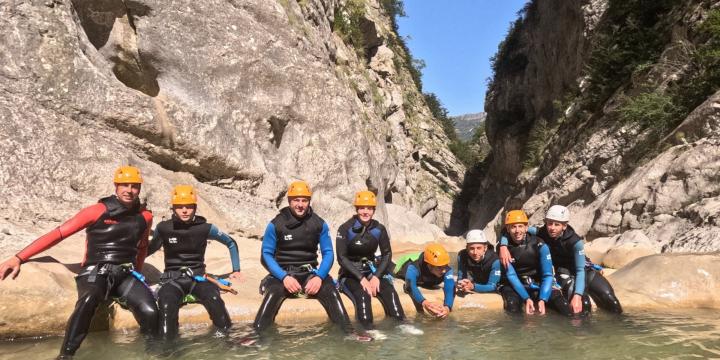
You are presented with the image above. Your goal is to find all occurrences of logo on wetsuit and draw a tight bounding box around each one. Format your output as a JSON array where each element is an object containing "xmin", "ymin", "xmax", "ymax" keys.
[
  {"xmin": 169, "ymin": 237, "xmax": 178, "ymax": 244},
  {"xmin": 283, "ymin": 234, "xmax": 293, "ymax": 241},
  {"xmin": 103, "ymin": 219, "xmax": 119, "ymax": 225}
]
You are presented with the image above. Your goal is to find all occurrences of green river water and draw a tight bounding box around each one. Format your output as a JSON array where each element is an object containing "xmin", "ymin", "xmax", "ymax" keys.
[{"xmin": 2, "ymin": 309, "xmax": 719, "ymax": 359}]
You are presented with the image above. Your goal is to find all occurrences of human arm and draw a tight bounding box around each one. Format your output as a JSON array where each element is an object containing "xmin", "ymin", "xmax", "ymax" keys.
[
  {"xmin": 335, "ymin": 226, "xmax": 364, "ymax": 280},
  {"xmin": 261, "ymin": 223, "xmax": 288, "ymax": 280},
  {"xmin": 315, "ymin": 222, "xmax": 334, "ymax": 279},
  {"xmin": 538, "ymin": 244, "xmax": 554, "ymax": 302},
  {"xmin": 147, "ymin": 228, "xmax": 162, "ymax": 257},
  {"xmin": 208, "ymin": 224, "xmax": 241, "ymax": 272},
  {"xmin": 405, "ymin": 264, "xmax": 426, "ymax": 304},
  {"xmin": 505, "ymin": 263, "xmax": 530, "ymax": 301},
  {"xmin": 134, "ymin": 210, "xmax": 153, "ymax": 271},
  {"xmin": 442, "ymin": 268, "xmax": 456, "ymax": 310},
  {"xmin": 374, "ymin": 226, "xmax": 392, "ymax": 276}
]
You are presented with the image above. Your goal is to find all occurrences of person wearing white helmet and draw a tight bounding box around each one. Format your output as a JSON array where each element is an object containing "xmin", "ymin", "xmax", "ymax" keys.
[
  {"xmin": 456, "ymin": 230, "xmax": 502, "ymax": 296},
  {"xmin": 498, "ymin": 205, "xmax": 623, "ymax": 315}
]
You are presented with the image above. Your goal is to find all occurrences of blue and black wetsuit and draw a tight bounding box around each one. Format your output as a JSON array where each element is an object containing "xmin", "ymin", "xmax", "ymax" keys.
[
  {"xmin": 501, "ymin": 226, "xmax": 622, "ymax": 314},
  {"xmin": 253, "ymin": 207, "xmax": 353, "ymax": 333},
  {"xmin": 456, "ymin": 248, "xmax": 501, "ymax": 295},
  {"xmin": 498, "ymin": 232, "xmax": 570, "ymax": 315},
  {"xmin": 149, "ymin": 214, "xmax": 241, "ymax": 339},
  {"xmin": 394, "ymin": 252, "xmax": 455, "ymax": 313},
  {"xmin": 335, "ymin": 216, "xmax": 405, "ymax": 328}
]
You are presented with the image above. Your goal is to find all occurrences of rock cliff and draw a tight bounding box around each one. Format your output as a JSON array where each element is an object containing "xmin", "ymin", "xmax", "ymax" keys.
[
  {"xmin": 0, "ymin": 0, "xmax": 465, "ymax": 255},
  {"xmin": 467, "ymin": 0, "xmax": 720, "ymax": 261}
]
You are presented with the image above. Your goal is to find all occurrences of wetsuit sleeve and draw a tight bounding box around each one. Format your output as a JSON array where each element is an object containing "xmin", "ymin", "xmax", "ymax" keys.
[
  {"xmin": 208, "ymin": 224, "xmax": 241, "ymax": 272},
  {"xmin": 135, "ymin": 210, "xmax": 152, "ymax": 272},
  {"xmin": 573, "ymin": 241, "xmax": 586, "ymax": 296},
  {"xmin": 262, "ymin": 223, "xmax": 288, "ymax": 280},
  {"xmin": 405, "ymin": 264, "xmax": 425, "ymax": 304},
  {"xmin": 147, "ymin": 228, "xmax": 162, "ymax": 257},
  {"xmin": 473, "ymin": 259, "xmax": 501, "ymax": 293},
  {"xmin": 538, "ymin": 244, "xmax": 554, "ymax": 302},
  {"xmin": 456, "ymin": 254, "xmax": 466, "ymax": 280},
  {"xmin": 15, "ymin": 203, "xmax": 106, "ymax": 262},
  {"xmin": 374, "ymin": 226, "xmax": 392, "ymax": 276},
  {"xmin": 505, "ymin": 264, "xmax": 530, "ymax": 300},
  {"xmin": 443, "ymin": 268, "xmax": 456, "ymax": 309},
  {"xmin": 335, "ymin": 226, "xmax": 364, "ymax": 281},
  {"xmin": 315, "ymin": 222, "xmax": 333, "ymax": 279},
  {"xmin": 499, "ymin": 226, "xmax": 537, "ymax": 246}
]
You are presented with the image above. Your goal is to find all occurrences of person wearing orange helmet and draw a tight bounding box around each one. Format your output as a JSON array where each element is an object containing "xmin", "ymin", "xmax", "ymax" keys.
[
  {"xmin": 394, "ymin": 243, "xmax": 455, "ymax": 318},
  {"xmin": 497, "ymin": 210, "xmax": 570, "ymax": 316},
  {"xmin": 335, "ymin": 190, "xmax": 405, "ymax": 329},
  {"xmin": 0, "ymin": 165, "xmax": 157, "ymax": 358},
  {"xmin": 253, "ymin": 181, "xmax": 364, "ymax": 339},
  {"xmin": 147, "ymin": 185, "xmax": 243, "ymax": 340}
]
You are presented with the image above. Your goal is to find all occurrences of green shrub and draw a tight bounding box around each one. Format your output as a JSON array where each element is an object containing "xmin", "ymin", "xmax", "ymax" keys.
[
  {"xmin": 522, "ymin": 118, "xmax": 550, "ymax": 169},
  {"xmin": 618, "ymin": 92, "xmax": 680, "ymax": 131},
  {"xmin": 333, "ymin": 0, "xmax": 367, "ymax": 58}
]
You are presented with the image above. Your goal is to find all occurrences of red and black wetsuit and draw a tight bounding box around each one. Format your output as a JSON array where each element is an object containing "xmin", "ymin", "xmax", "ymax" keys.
[{"xmin": 16, "ymin": 195, "xmax": 158, "ymax": 357}]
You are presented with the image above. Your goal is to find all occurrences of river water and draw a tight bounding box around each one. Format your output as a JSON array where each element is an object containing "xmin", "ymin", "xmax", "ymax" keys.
[{"xmin": 2, "ymin": 309, "xmax": 719, "ymax": 359}]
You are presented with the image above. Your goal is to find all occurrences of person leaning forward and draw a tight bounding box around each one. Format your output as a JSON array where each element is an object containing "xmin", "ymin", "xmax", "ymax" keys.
[
  {"xmin": 0, "ymin": 165, "xmax": 158, "ymax": 359},
  {"xmin": 148, "ymin": 185, "xmax": 243, "ymax": 341},
  {"xmin": 253, "ymin": 181, "xmax": 366, "ymax": 339}
]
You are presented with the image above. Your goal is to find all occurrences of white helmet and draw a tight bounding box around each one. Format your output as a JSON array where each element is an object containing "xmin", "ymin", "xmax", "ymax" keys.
[
  {"xmin": 465, "ymin": 229, "xmax": 488, "ymax": 245},
  {"xmin": 545, "ymin": 205, "xmax": 570, "ymax": 222}
]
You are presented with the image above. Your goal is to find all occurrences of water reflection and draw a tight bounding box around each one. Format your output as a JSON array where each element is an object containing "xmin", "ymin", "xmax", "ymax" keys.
[{"xmin": 2, "ymin": 310, "xmax": 719, "ymax": 360}]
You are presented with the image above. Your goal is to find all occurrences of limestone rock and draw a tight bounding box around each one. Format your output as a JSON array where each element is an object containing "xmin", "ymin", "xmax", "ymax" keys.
[{"xmin": 611, "ymin": 253, "xmax": 720, "ymax": 309}]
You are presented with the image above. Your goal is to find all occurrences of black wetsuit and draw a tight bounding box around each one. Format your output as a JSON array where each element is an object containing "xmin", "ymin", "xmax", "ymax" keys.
[
  {"xmin": 537, "ymin": 226, "xmax": 623, "ymax": 314},
  {"xmin": 498, "ymin": 232, "xmax": 570, "ymax": 316},
  {"xmin": 253, "ymin": 207, "xmax": 353, "ymax": 333},
  {"xmin": 149, "ymin": 215, "xmax": 240, "ymax": 339},
  {"xmin": 335, "ymin": 217, "xmax": 405, "ymax": 328},
  {"xmin": 60, "ymin": 196, "xmax": 158, "ymax": 356}
]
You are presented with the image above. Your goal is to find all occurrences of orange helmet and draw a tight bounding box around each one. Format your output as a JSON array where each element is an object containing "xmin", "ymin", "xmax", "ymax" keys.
[
  {"xmin": 171, "ymin": 185, "xmax": 197, "ymax": 205},
  {"xmin": 505, "ymin": 210, "xmax": 529, "ymax": 225},
  {"xmin": 423, "ymin": 243, "xmax": 450, "ymax": 267},
  {"xmin": 353, "ymin": 190, "xmax": 377, "ymax": 207},
  {"xmin": 287, "ymin": 180, "xmax": 312, "ymax": 198},
  {"xmin": 113, "ymin": 165, "xmax": 143, "ymax": 184}
]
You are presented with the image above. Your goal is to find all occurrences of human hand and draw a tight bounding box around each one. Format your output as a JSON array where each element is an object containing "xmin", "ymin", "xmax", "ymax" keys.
[
  {"xmin": 457, "ymin": 279, "xmax": 474, "ymax": 292},
  {"xmin": 283, "ymin": 276, "xmax": 302, "ymax": 293},
  {"xmin": 229, "ymin": 271, "xmax": 244, "ymax": 283},
  {"xmin": 571, "ymin": 294, "xmax": 583, "ymax": 314},
  {"xmin": 537, "ymin": 300, "xmax": 546, "ymax": 315},
  {"xmin": 304, "ymin": 276, "xmax": 322, "ymax": 295},
  {"xmin": 0, "ymin": 256, "xmax": 21, "ymax": 280},
  {"xmin": 499, "ymin": 246, "xmax": 512, "ymax": 268},
  {"xmin": 525, "ymin": 299, "xmax": 535, "ymax": 315},
  {"xmin": 368, "ymin": 276, "xmax": 380, "ymax": 296}
]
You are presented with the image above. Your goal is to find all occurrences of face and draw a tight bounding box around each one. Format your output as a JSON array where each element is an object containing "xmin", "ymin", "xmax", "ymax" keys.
[
  {"xmin": 428, "ymin": 264, "xmax": 448, "ymax": 277},
  {"xmin": 173, "ymin": 204, "xmax": 197, "ymax": 222},
  {"xmin": 505, "ymin": 223, "xmax": 528, "ymax": 244},
  {"xmin": 356, "ymin": 206, "xmax": 375, "ymax": 224},
  {"xmin": 545, "ymin": 220, "xmax": 568, "ymax": 238},
  {"xmin": 115, "ymin": 183, "xmax": 141, "ymax": 206},
  {"xmin": 288, "ymin": 196, "xmax": 310, "ymax": 218},
  {"xmin": 467, "ymin": 243, "xmax": 488, "ymax": 261}
]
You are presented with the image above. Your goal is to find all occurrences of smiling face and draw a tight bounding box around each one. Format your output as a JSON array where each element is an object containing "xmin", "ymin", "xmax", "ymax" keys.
[
  {"xmin": 288, "ymin": 196, "xmax": 310, "ymax": 218},
  {"xmin": 114, "ymin": 183, "xmax": 141, "ymax": 207},
  {"xmin": 356, "ymin": 206, "xmax": 375, "ymax": 224},
  {"xmin": 173, "ymin": 204, "xmax": 197, "ymax": 222},
  {"xmin": 545, "ymin": 219, "xmax": 568, "ymax": 239},
  {"xmin": 467, "ymin": 243, "xmax": 488, "ymax": 262},
  {"xmin": 505, "ymin": 223, "xmax": 528, "ymax": 244}
]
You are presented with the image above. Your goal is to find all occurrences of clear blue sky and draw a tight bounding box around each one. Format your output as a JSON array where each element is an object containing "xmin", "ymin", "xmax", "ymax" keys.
[{"xmin": 397, "ymin": 1, "xmax": 528, "ymax": 117}]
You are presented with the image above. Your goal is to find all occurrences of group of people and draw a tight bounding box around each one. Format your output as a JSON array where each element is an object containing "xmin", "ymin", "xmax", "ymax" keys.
[{"xmin": 0, "ymin": 165, "xmax": 623, "ymax": 358}]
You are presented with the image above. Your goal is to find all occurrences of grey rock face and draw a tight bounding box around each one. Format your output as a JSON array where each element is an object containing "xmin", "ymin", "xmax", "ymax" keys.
[
  {"xmin": 470, "ymin": 0, "xmax": 720, "ymax": 255},
  {"xmin": 0, "ymin": 0, "xmax": 464, "ymax": 255}
]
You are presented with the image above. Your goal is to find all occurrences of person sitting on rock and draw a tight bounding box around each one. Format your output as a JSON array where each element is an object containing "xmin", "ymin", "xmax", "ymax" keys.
[
  {"xmin": 498, "ymin": 210, "xmax": 570, "ymax": 316},
  {"xmin": 253, "ymin": 181, "xmax": 367, "ymax": 339},
  {"xmin": 148, "ymin": 185, "xmax": 243, "ymax": 340},
  {"xmin": 498, "ymin": 205, "xmax": 623, "ymax": 314},
  {"xmin": 455, "ymin": 229, "xmax": 502, "ymax": 297},
  {"xmin": 394, "ymin": 243, "xmax": 455, "ymax": 319},
  {"xmin": 0, "ymin": 165, "xmax": 158, "ymax": 359},
  {"xmin": 336, "ymin": 190, "xmax": 405, "ymax": 330}
]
